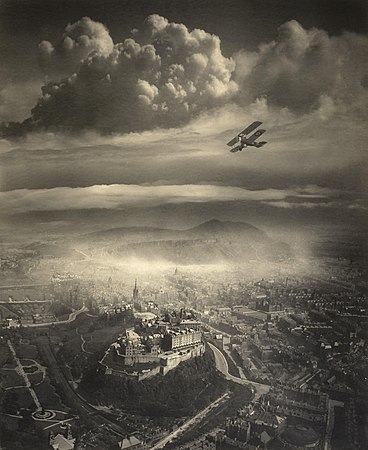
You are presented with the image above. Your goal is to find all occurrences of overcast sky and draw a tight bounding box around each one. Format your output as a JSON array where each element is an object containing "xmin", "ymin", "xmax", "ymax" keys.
[{"xmin": 0, "ymin": 0, "xmax": 367, "ymax": 244}]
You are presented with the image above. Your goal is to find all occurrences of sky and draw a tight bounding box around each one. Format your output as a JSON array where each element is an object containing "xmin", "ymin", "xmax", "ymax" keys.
[{"xmin": 0, "ymin": 0, "xmax": 367, "ymax": 250}]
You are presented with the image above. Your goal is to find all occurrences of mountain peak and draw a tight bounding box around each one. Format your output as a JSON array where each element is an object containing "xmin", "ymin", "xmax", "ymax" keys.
[
  {"xmin": 77, "ymin": 218, "xmax": 291, "ymax": 263},
  {"xmin": 199, "ymin": 218, "xmax": 222, "ymax": 227},
  {"xmin": 188, "ymin": 219, "xmax": 261, "ymax": 233}
]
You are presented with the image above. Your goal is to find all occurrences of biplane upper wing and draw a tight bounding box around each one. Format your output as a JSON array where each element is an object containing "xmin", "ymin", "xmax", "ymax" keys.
[
  {"xmin": 239, "ymin": 121, "xmax": 262, "ymax": 136},
  {"xmin": 226, "ymin": 121, "xmax": 262, "ymax": 146},
  {"xmin": 245, "ymin": 129, "xmax": 266, "ymax": 144}
]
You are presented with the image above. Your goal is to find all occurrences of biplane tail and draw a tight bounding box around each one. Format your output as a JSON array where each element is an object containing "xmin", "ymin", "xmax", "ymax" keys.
[{"xmin": 255, "ymin": 141, "xmax": 267, "ymax": 148}]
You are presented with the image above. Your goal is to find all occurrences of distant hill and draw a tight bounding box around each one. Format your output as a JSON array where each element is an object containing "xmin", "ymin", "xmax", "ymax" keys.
[
  {"xmin": 23, "ymin": 242, "xmax": 84, "ymax": 259},
  {"xmin": 185, "ymin": 218, "xmax": 267, "ymax": 239},
  {"xmin": 81, "ymin": 219, "xmax": 291, "ymax": 264},
  {"xmin": 83, "ymin": 226, "xmax": 177, "ymax": 243},
  {"xmin": 84, "ymin": 219, "xmax": 266, "ymax": 241}
]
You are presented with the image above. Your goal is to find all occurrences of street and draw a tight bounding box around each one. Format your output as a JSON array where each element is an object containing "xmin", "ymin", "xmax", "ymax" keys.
[
  {"xmin": 208, "ymin": 342, "xmax": 270, "ymax": 400},
  {"xmin": 150, "ymin": 392, "xmax": 230, "ymax": 449}
]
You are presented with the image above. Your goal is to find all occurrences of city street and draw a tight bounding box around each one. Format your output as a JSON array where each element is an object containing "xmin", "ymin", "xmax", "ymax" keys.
[
  {"xmin": 208, "ymin": 342, "xmax": 270, "ymax": 400},
  {"xmin": 150, "ymin": 392, "xmax": 230, "ymax": 449}
]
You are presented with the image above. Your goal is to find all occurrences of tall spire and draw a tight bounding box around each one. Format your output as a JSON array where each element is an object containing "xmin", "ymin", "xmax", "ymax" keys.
[{"xmin": 133, "ymin": 278, "xmax": 139, "ymax": 300}]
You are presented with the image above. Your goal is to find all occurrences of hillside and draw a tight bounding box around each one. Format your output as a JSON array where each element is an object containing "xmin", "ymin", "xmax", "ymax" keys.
[
  {"xmin": 187, "ymin": 218, "xmax": 266, "ymax": 239},
  {"xmin": 22, "ymin": 242, "xmax": 84, "ymax": 259},
  {"xmin": 84, "ymin": 219, "xmax": 266, "ymax": 242},
  {"xmin": 79, "ymin": 347, "xmax": 228, "ymax": 417},
  {"xmin": 81, "ymin": 219, "xmax": 291, "ymax": 264}
]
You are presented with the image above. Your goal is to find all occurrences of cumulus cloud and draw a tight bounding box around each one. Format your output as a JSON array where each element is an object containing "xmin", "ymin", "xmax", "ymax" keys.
[
  {"xmin": 21, "ymin": 14, "xmax": 236, "ymax": 134},
  {"xmin": 234, "ymin": 20, "xmax": 368, "ymax": 114},
  {"xmin": 38, "ymin": 16, "xmax": 114, "ymax": 79},
  {"xmin": 1, "ymin": 15, "xmax": 367, "ymax": 137},
  {"xmin": 0, "ymin": 183, "xmax": 336, "ymax": 214}
]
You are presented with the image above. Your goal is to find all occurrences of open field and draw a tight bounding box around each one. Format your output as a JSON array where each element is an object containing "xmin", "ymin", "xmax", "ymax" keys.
[
  {"xmin": 0, "ymin": 335, "xmax": 69, "ymax": 417},
  {"xmin": 14, "ymin": 343, "xmax": 38, "ymax": 359},
  {"xmin": 28, "ymin": 371, "xmax": 44, "ymax": 385},
  {"xmin": 33, "ymin": 378, "xmax": 66, "ymax": 411},
  {"xmin": 45, "ymin": 312, "xmax": 133, "ymax": 377},
  {"xmin": 3, "ymin": 387, "xmax": 34, "ymax": 411},
  {"xmin": 0, "ymin": 344, "xmax": 15, "ymax": 368},
  {"xmin": 0, "ymin": 369, "xmax": 26, "ymax": 388}
]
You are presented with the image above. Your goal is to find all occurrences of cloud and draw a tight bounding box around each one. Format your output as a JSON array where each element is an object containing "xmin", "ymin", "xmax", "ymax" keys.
[
  {"xmin": 263, "ymin": 200, "xmax": 367, "ymax": 211},
  {"xmin": 0, "ymin": 183, "xmax": 337, "ymax": 214},
  {"xmin": 1, "ymin": 99, "xmax": 366, "ymax": 198},
  {"xmin": 38, "ymin": 16, "xmax": 114, "ymax": 79},
  {"xmin": 1, "ymin": 15, "xmax": 367, "ymax": 139},
  {"xmin": 234, "ymin": 20, "xmax": 368, "ymax": 115},
  {"xmin": 12, "ymin": 14, "xmax": 236, "ymax": 135}
]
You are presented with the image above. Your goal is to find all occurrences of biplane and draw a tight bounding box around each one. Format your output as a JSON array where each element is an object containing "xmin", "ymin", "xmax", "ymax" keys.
[{"xmin": 227, "ymin": 121, "xmax": 267, "ymax": 153}]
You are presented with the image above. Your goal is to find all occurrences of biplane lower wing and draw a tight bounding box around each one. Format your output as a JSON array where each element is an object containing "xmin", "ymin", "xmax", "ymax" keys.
[
  {"xmin": 229, "ymin": 146, "xmax": 242, "ymax": 153},
  {"xmin": 227, "ymin": 136, "xmax": 239, "ymax": 146}
]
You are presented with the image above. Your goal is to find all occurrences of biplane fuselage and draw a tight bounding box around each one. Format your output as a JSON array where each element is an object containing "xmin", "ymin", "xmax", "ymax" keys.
[{"xmin": 227, "ymin": 121, "xmax": 267, "ymax": 153}]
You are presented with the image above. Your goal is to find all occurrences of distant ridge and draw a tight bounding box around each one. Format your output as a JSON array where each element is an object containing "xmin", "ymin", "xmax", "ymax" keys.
[
  {"xmin": 85, "ymin": 225, "xmax": 171, "ymax": 238},
  {"xmin": 84, "ymin": 219, "xmax": 265, "ymax": 240},
  {"xmin": 187, "ymin": 219, "xmax": 267, "ymax": 238},
  {"xmin": 80, "ymin": 219, "xmax": 290, "ymax": 264},
  {"xmin": 190, "ymin": 218, "xmax": 258, "ymax": 231}
]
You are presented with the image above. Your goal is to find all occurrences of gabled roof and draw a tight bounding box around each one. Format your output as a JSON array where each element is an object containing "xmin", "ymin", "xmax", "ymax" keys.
[
  {"xmin": 119, "ymin": 435, "xmax": 142, "ymax": 449},
  {"xmin": 51, "ymin": 434, "xmax": 75, "ymax": 450},
  {"xmin": 260, "ymin": 430, "xmax": 272, "ymax": 444}
]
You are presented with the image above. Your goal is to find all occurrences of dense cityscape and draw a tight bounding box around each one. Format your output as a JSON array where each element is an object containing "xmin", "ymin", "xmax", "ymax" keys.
[{"xmin": 0, "ymin": 236, "xmax": 367, "ymax": 449}]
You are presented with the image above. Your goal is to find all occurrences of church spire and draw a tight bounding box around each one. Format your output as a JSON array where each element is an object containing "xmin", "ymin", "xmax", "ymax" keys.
[{"xmin": 133, "ymin": 279, "xmax": 139, "ymax": 300}]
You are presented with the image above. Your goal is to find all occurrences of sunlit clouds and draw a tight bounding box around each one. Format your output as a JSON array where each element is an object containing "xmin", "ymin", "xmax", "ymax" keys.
[
  {"xmin": 1, "ymin": 15, "xmax": 367, "ymax": 135},
  {"xmin": 0, "ymin": 183, "xmax": 358, "ymax": 215}
]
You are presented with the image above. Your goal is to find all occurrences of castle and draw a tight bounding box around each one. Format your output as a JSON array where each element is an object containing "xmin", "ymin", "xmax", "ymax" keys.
[{"xmin": 100, "ymin": 281, "xmax": 205, "ymax": 381}]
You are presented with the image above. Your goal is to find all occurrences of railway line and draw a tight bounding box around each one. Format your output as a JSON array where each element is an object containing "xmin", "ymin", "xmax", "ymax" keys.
[{"xmin": 35, "ymin": 337, "xmax": 126, "ymax": 438}]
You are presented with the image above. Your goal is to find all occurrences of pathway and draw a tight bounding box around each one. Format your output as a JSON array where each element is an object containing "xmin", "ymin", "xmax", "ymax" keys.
[{"xmin": 7, "ymin": 340, "xmax": 41, "ymax": 410}]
